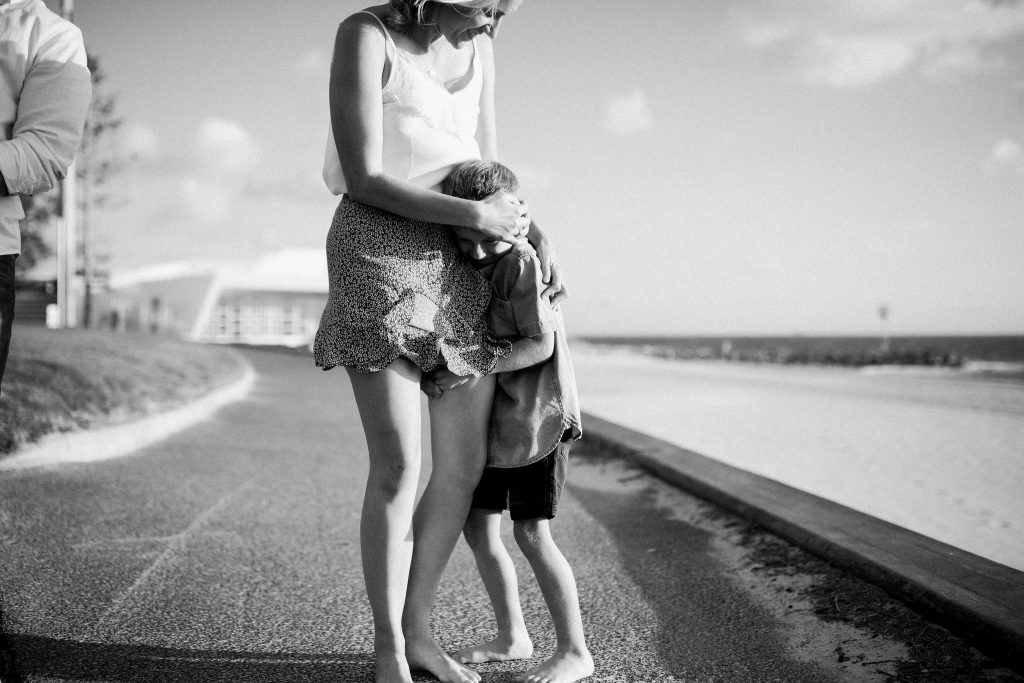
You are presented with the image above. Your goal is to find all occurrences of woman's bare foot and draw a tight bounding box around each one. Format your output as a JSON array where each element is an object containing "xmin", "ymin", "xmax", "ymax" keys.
[
  {"xmin": 407, "ymin": 636, "xmax": 482, "ymax": 683},
  {"xmin": 456, "ymin": 634, "xmax": 534, "ymax": 664},
  {"xmin": 375, "ymin": 650, "xmax": 414, "ymax": 683},
  {"xmin": 514, "ymin": 646, "xmax": 594, "ymax": 683}
]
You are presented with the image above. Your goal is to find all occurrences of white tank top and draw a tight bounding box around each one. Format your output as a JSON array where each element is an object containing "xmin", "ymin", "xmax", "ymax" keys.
[{"xmin": 324, "ymin": 11, "xmax": 483, "ymax": 194}]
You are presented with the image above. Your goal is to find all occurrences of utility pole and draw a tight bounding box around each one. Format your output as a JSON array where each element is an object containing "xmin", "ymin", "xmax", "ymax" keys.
[
  {"xmin": 878, "ymin": 302, "xmax": 891, "ymax": 355},
  {"xmin": 56, "ymin": 0, "xmax": 78, "ymax": 328}
]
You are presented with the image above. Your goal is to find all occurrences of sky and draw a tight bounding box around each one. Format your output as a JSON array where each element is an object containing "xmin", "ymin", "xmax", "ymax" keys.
[{"xmin": 41, "ymin": 0, "xmax": 1024, "ymax": 336}]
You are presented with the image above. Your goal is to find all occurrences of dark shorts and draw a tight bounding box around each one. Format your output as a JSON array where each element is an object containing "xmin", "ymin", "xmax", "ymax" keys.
[
  {"xmin": 471, "ymin": 441, "xmax": 571, "ymax": 521},
  {"xmin": 0, "ymin": 254, "xmax": 15, "ymax": 392}
]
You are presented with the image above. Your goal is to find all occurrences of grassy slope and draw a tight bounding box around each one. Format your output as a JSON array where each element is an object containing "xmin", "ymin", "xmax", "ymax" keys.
[{"xmin": 0, "ymin": 326, "xmax": 248, "ymax": 456}]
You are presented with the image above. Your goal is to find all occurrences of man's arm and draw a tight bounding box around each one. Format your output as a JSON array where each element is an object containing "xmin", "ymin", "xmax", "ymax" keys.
[{"xmin": 0, "ymin": 25, "xmax": 92, "ymax": 196}]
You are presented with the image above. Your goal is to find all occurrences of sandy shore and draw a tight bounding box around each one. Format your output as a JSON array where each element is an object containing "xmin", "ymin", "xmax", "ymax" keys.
[{"xmin": 570, "ymin": 344, "xmax": 1024, "ymax": 571}]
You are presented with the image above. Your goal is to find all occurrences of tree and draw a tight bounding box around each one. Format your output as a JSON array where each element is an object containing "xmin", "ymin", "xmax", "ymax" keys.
[
  {"xmin": 15, "ymin": 194, "xmax": 58, "ymax": 277},
  {"xmin": 77, "ymin": 54, "xmax": 124, "ymax": 326}
]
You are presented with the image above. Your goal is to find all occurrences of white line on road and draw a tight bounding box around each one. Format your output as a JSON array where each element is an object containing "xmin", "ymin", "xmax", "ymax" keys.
[{"xmin": 92, "ymin": 478, "xmax": 258, "ymax": 636}]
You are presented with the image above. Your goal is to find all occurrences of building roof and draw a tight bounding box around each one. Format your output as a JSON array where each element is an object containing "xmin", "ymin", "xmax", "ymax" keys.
[
  {"xmin": 110, "ymin": 249, "xmax": 328, "ymax": 294},
  {"xmin": 221, "ymin": 249, "xmax": 328, "ymax": 293}
]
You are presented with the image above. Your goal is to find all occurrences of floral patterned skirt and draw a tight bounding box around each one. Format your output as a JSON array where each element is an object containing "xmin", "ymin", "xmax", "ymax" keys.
[{"xmin": 313, "ymin": 195, "xmax": 507, "ymax": 375}]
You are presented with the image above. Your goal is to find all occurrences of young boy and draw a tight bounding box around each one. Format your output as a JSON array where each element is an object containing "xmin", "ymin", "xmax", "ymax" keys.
[{"xmin": 422, "ymin": 160, "xmax": 593, "ymax": 683}]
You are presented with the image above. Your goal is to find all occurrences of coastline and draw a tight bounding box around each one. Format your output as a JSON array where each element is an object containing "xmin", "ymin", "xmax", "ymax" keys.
[
  {"xmin": 580, "ymin": 413, "xmax": 1024, "ymax": 674},
  {"xmin": 569, "ymin": 342, "xmax": 1024, "ymax": 572}
]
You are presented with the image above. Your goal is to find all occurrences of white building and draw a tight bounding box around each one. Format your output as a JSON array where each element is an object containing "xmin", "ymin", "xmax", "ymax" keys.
[{"xmin": 103, "ymin": 249, "xmax": 328, "ymax": 348}]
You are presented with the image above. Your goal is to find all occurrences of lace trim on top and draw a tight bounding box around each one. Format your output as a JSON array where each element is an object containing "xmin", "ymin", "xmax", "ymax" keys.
[{"xmin": 360, "ymin": 11, "xmax": 482, "ymax": 144}]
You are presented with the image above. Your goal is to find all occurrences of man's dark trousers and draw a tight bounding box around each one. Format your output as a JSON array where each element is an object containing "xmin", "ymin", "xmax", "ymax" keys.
[{"xmin": 0, "ymin": 254, "xmax": 16, "ymax": 393}]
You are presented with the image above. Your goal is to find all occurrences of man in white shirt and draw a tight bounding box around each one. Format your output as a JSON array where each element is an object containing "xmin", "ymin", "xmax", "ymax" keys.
[{"xmin": 0, "ymin": 0, "xmax": 91, "ymax": 393}]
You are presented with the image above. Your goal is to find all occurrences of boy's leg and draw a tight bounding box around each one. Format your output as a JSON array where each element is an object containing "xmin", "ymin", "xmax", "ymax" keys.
[
  {"xmin": 508, "ymin": 444, "xmax": 593, "ymax": 683},
  {"xmin": 458, "ymin": 506, "xmax": 533, "ymax": 663},
  {"xmin": 512, "ymin": 518, "xmax": 593, "ymax": 683}
]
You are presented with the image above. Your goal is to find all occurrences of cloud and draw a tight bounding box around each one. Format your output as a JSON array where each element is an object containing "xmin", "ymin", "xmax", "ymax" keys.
[
  {"xmin": 178, "ymin": 175, "xmax": 232, "ymax": 223},
  {"xmin": 985, "ymin": 138, "xmax": 1024, "ymax": 172},
  {"xmin": 149, "ymin": 118, "xmax": 264, "ymax": 225},
  {"xmin": 118, "ymin": 122, "xmax": 162, "ymax": 163},
  {"xmin": 294, "ymin": 49, "xmax": 331, "ymax": 78},
  {"xmin": 191, "ymin": 118, "xmax": 261, "ymax": 180},
  {"xmin": 96, "ymin": 118, "xmax": 339, "ymax": 271},
  {"xmin": 605, "ymin": 89, "xmax": 654, "ymax": 135},
  {"xmin": 920, "ymin": 44, "xmax": 1003, "ymax": 80},
  {"xmin": 741, "ymin": 22, "xmax": 796, "ymax": 48},
  {"xmin": 737, "ymin": 0, "xmax": 1024, "ymax": 88},
  {"xmin": 798, "ymin": 35, "xmax": 916, "ymax": 88}
]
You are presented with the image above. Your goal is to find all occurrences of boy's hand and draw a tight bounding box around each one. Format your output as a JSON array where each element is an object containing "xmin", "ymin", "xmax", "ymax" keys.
[
  {"xmin": 431, "ymin": 367, "xmax": 472, "ymax": 392},
  {"xmin": 543, "ymin": 260, "xmax": 567, "ymax": 309},
  {"xmin": 528, "ymin": 221, "xmax": 568, "ymax": 308},
  {"xmin": 420, "ymin": 373, "xmax": 444, "ymax": 399}
]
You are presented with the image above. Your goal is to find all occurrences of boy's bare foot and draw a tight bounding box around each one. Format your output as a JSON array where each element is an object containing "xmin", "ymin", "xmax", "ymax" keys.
[
  {"xmin": 375, "ymin": 651, "xmax": 414, "ymax": 683},
  {"xmin": 456, "ymin": 634, "xmax": 534, "ymax": 664},
  {"xmin": 514, "ymin": 646, "xmax": 594, "ymax": 683},
  {"xmin": 407, "ymin": 637, "xmax": 482, "ymax": 683}
]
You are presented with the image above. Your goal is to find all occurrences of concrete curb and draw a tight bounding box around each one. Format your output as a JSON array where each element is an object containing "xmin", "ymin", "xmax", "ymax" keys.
[
  {"xmin": 0, "ymin": 360, "xmax": 257, "ymax": 472},
  {"xmin": 582, "ymin": 412, "xmax": 1024, "ymax": 674}
]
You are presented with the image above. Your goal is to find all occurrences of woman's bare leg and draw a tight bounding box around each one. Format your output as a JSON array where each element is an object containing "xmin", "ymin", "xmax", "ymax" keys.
[
  {"xmin": 347, "ymin": 358, "xmax": 424, "ymax": 683},
  {"xmin": 403, "ymin": 373, "xmax": 496, "ymax": 683}
]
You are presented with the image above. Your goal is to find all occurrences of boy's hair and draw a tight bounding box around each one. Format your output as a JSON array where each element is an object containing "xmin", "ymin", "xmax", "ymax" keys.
[{"xmin": 443, "ymin": 160, "xmax": 519, "ymax": 201}]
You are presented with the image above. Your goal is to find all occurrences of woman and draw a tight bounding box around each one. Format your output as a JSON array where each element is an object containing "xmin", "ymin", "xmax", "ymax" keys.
[{"xmin": 313, "ymin": 2, "xmax": 562, "ymax": 682}]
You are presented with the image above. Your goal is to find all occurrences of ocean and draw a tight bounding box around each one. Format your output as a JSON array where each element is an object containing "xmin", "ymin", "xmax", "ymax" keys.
[{"xmin": 577, "ymin": 334, "xmax": 1024, "ymax": 367}]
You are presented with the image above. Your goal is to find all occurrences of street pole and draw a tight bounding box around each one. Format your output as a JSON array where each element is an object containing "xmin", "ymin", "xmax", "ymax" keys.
[{"xmin": 57, "ymin": 0, "xmax": 78, "ymax": 328}]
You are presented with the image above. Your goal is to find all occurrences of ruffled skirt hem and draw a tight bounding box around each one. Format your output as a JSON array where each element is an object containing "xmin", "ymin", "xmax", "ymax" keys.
[{"xmin": 312, "ymin": 195, "xmax": 508, "ymax": 376}]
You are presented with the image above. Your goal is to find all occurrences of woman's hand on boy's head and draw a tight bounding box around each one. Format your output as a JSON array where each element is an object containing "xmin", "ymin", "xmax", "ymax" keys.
[{"xmin": 478, "ymin": 192, "xmax": 530, "ymax": 245}]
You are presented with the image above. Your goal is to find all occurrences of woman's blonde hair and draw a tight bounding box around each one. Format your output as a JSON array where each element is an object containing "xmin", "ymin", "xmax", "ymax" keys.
[{"xmin": 384, "ymin": 0, "xmax": 503, "ymax": 34}]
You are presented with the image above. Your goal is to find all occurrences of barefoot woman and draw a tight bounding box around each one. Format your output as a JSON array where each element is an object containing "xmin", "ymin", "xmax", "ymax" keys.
[{"xmin": 313, "ymin": 2, "xmax": 560, "ymax": 682}]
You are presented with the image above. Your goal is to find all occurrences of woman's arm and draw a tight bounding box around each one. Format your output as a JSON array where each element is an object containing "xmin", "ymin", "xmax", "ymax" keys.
[
  {"xmin": 476, "ymin": 35, "xmax": 499, "ymax": 162},
  {"xmin": 330, "ymin": 15, "xmax": 524, "ymax": 239}
]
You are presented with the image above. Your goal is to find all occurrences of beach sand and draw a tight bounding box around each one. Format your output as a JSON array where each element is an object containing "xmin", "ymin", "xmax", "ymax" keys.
[{"xmin": 570, "ymin": 343, "xmax": 1024, "ymax": 572}]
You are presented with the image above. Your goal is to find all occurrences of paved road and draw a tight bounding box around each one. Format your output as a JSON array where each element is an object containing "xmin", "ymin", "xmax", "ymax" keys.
[{"xmin": 0, "ymin": 348, "xmax": 934, "ymax": 682}]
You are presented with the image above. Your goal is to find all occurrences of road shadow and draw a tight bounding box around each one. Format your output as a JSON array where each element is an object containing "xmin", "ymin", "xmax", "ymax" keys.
[
  {"xmin": 8, "ymin": 633, "xmax": 558, "ymax": 683},
  {"xmin": 567, "ymin": 444, "xmax": 829, "ymax": 682},
  {"xmin": 8, "ymin": 634, "xmax": 386, "ymax": 683}
]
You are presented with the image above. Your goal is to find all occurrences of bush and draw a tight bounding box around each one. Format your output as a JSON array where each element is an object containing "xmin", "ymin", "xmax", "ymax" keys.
[{"xmin": 0, "ymin": 327, "xmax": 247, "ymax": 455}]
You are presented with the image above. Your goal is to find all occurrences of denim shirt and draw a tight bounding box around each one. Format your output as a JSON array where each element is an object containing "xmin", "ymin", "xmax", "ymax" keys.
[{"xmin": 477, "ymin": 244, "xmax": 582, "ymax": 468}]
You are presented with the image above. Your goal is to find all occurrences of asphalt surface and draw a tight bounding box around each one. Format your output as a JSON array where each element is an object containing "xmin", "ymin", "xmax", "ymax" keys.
[{"xmin": 0, "ymin": 348, "xmax": 980, "ymax": 682}]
